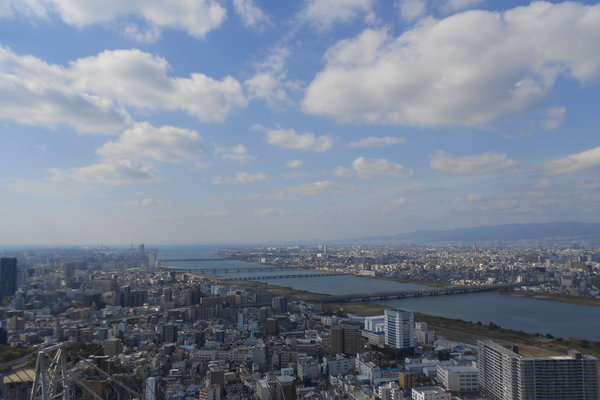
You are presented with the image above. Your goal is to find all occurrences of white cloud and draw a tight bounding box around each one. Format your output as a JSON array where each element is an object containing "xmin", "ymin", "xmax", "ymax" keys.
[
  {"xmin": 333, "ymin": 166, "xmax": 355, "ymax": 178},
  {"xmin": 303, "ymin": 2, "xmax": 600, "ymax": 127},
  {"xmin": 380, "ymin": 197, "xmax": 410, "ymax": 213},
  {"xmin": 245, "ymin": 73, "xmax": 291, "ymax": 107},
  {"xmin": 24, "ymin": 0, "xmax": 227, "ymax": 39},
  {"xmin": 542, "ymin": 147, "xmax": 600, "ymax": 175},
  {"xmin": 453, "ymin": 193, "xmax": 483, "ymax": 202},
  {"xmin": 113, "ymin": 198, "xmax": 172, "ymax": 207},
  {"xmin": 352, "ymin": 157, "xmax": 413, "ymax": 179},
  {"xmin": 542, "ymin": 106, "xmax": 566, "ymax": 130},
  {"xmin": 398, "ymin": 0, "xmax": 426, "ymax": 22},
  {"xmin": 266, "ymin": 128, "xmax": 332, "ymax": 152},
  {"xmin": 212, "ymin": 172, "xmax": 268, "ymax": 184},
  {"xmin": 47, "ymin": 122, "xmax": 204, "ymax": 185},
  {"xmin": 430, "ymin": 151, "xmax": 517, "ymax": 174},
  {"xmin": 122, "ymin": 24, "xmax": 161, "ymax": 43},
  {"xmin": 0, "ymin": 0, "xmax": 47, "ymax": 18},
  {"xmin": 349, "ymin": 136, "xmax": 405, "ymax": 147},
  {"xmin": 285, "ymin": 180, "xmax": 359, "ymax": 197},
  {"xmin": 98, "ymin": 122, "xmax": 203, "ymax": 164},
  {"xmin": 0, "ymin": 47, "xmax": 131, "ymax": 134},
  {"xmin": 0, "ymin": 47, "xmax": 245, "ymax": 136},
  {"xmin": 286, "ymin": 160, "xmax": 303, "ymax": 169},
  {"xmin": 218, "ymin": 144, "xmax": 254, "ymax": 162},
  {"xmin": 71, "ymin": 49, "xmax": 246, "ymax": 122},
  {"xmin": 300, "ymin": 0, "xmax": 375, "ymax": 30},
  {"xmin": 48, "ymin": 160, "xmax": 157, "ymax": 186},
  {"xmin": 233, "ymin": 0, "xmax": 270, "ymax": 28}
]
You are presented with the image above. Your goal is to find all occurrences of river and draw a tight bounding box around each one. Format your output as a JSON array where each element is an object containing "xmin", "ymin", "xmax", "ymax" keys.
[{"xmin": 158, "ymin": 245, "xmax": 600, "ymax": 341}]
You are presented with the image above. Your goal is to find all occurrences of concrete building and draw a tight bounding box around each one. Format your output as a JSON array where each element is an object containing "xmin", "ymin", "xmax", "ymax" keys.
[
  {"xmin": 411, "ymin": 387, "xmax": 451, "ymax": 400},
  {"xmin": 0, "ymin": 258, "xmax": 17, "ymax": 300},
  {"xmin": 162, "ymin": 325, "xmax": 178, "ymax": 343},
  {"xmin": 145, "ymin": 377, "xmax": 161, "ymax": 400},
  {"xmin": 199, "ymin": 384, "xmax": 221, "ymax": 400},
  {"xmin": 331, "ymin": 324, "xmax": 363, "ymax": 356},
  {"xmin": 275, "ymin": 375, "xmax": 296, "ymax": 400},
  {"xmin": 478, "ymin": 340, "xmax": 599, "ymax": 400},
  {"xmin": 384, "ymin": 309, "xmax": 415, "ymax": 351},
  {"xmin": 103, "ymin": 338, "xmax": 123, "ymax": 357},
  {"xmin": 377, "ymin": 381, "xmax": 402, "ymax": 400},
  {"xmin": 436, "ymin": 365, "xmax": 478, "ymax": 392}
]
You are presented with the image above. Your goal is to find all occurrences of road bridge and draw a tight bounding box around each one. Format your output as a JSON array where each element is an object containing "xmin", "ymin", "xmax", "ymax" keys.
[
  {"xmin": 308, "ymin": 284, "xmax": 515, "ymax": 303},
  {"xmin": 158, "ymin": 258, "xmax": 228, "ymax": 262},
  {"xmin": 219, "ymin": 273, "xmax": 348, "ymax": 281},
  {"xmin": 158, "ymin": 266, "xmax": 298, "ymax": 274}
]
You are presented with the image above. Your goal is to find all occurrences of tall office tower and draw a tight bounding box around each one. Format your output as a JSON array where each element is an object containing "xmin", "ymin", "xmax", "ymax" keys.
[
  {"xmin": 330, "ymin": 324, "xmax": 363, "ymax": 356},
  {"xmin": 162, "ymin": 325, "xmax": 178, "ymax": 343},
  {"xmin": 478, "ymin": 340, "xmax": 599, "ymax": 400},
  {"xmin": 145, "ymin": 377, "xmax": 161, "ymax": 400},
  {"xmin": 384, "ymin": 309, "xmax": 416, "ymax": 351},
  {"xmin": 0, "ymin": 258, "xmax": 17, "ymax": 300},
  {"xmin": 148, "ymin": 252, "xmax": 157, "ymax": 268},
  {"xmin": 272, "ymin": 296, "xmax": 288, "ymax": 313}
]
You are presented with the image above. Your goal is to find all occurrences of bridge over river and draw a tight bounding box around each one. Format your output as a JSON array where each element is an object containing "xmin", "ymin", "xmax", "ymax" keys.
[{"xmin": 308, "ymin": 284, "xmax": 516, "ymax": 303}]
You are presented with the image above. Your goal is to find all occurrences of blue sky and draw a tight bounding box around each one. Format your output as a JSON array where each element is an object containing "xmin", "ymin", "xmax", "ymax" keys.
[{"xmin": 1, "ymin": 0, "xmax": 600, "ymax": 244}]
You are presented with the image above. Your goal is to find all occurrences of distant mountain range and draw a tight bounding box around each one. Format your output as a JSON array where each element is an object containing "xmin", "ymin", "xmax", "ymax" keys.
[{"xmin": 348, "ymin": 222, "xmax": 600, "ymax": 244}]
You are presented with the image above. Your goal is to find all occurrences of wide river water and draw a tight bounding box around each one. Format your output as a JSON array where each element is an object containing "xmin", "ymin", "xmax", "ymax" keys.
[{"xmin": 158, "ymin": 246, "xmax": 600, "ymax": 341}]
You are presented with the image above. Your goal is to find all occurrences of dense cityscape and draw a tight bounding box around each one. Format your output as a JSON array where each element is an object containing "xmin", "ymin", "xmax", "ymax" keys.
[{"xmin": 0, "ymin": 243, "xmax": 598, "ymax": 399}]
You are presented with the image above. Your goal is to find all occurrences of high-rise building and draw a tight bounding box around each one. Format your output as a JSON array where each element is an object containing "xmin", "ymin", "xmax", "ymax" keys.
[
  {"xmin": 478, "ymin": 340, "xmax": 599, "ymax": 400},
  {"xmin": 330, "ymin": 324, "xmax": 363, "ymax": 356},
  {"xmin": 0, "ymin": 258, "xmax": 17, "ymax": 300},
  {"xmin": 103, "ymin": 338, "xmax": 123, "ymax": 357},
  {"xmin": 272, "ymin": 296, "xmax": 288, "ymax": 313},
  {"xmin": 384, "ymin": 309, "xmax": 415, "ymax": 351},
  {"xmin": 162, "ymin": 325, "xmax": 178, "ymax": 343}
]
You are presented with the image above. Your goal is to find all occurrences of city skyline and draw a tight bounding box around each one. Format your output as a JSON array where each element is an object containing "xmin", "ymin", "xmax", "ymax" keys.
[{"xmin": 1, "ymin": 0, "xmax": 600, "ymax": 244}]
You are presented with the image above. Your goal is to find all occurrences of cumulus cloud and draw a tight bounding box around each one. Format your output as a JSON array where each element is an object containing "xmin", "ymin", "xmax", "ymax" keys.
[
  {"xmin": 349, "ymin": 136, "xmax": 405, "ymax": 147},
  {"xmin": 430, "ymin": 151, "xmax": 517, "ymax": 174},
  {"xmin": 245, "ymin": 73, "xmax": 292, "ymax": 107},
  {"xmin": 265, "ymin": 128, "xmax": 332, "ymax": 152},
  {"xmin": 233, "ymin": 0, "xmax": 270, "ymax": 28},
  {"xmin": 218, "ymin": 144, "xmax": 254, "ymax": 162},
  {"xmin": 98, "ymin": 122, "xmax": 203, "ymax": 164},
  {"xmin": 303, "ymin": 2, "xmax": 600, "ymax": 127},
  {"xmin": 71, "ymin": 49, "xmax": 246, "ymax": 122},
  {"xmin": 8, "ymin": 0, "xmax": 227, "ymax": 39},
  {"xmin": 300, "ymin": 0, "xmax": 375, "ymax": 30},
  {"xmin": 0, "ymin": 47, "xmax": 245, "ymax": 135},
  {"xmin": 542, "ymin": 146, "xmax": 600, "ymax": 175},
  {"xmin": 48, "ymin": 160, "xmax": 157, "ymax": 186},
  {"xmin": 339, "ymin": 157, "xmax": 413, "ymax": 179},
  {"xmin": 48, "ymin": 122, "xmax": 204, "ymax": 185},
  {"xmin": 398, "ymin": 0, "xmax": 426, "ymax": 22},
  {"xmin": 0, "ymin": 47, "xmax": 131, "ymax": 134},
  {"xmin": 212, "ymin": 172, "xmax": 269, "ymax": 184},
  {"xmin": 286, "ymin": 160, "xmax": 303, "ymax": 168}
]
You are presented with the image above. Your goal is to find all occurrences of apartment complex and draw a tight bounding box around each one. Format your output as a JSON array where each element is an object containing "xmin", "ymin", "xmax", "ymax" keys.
[{"xmin": 478, "ymin": 340, "xmax": 598, "ymax": 400}]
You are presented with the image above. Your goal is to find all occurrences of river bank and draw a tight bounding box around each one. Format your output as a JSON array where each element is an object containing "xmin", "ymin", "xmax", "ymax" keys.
[
  {"xmin": 224, "ymin": 279, "xmax": 600, "ymax": 359},
  {"xmin": 500, "ymin": 289, "xmax": 600, "ymax": 307}
]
